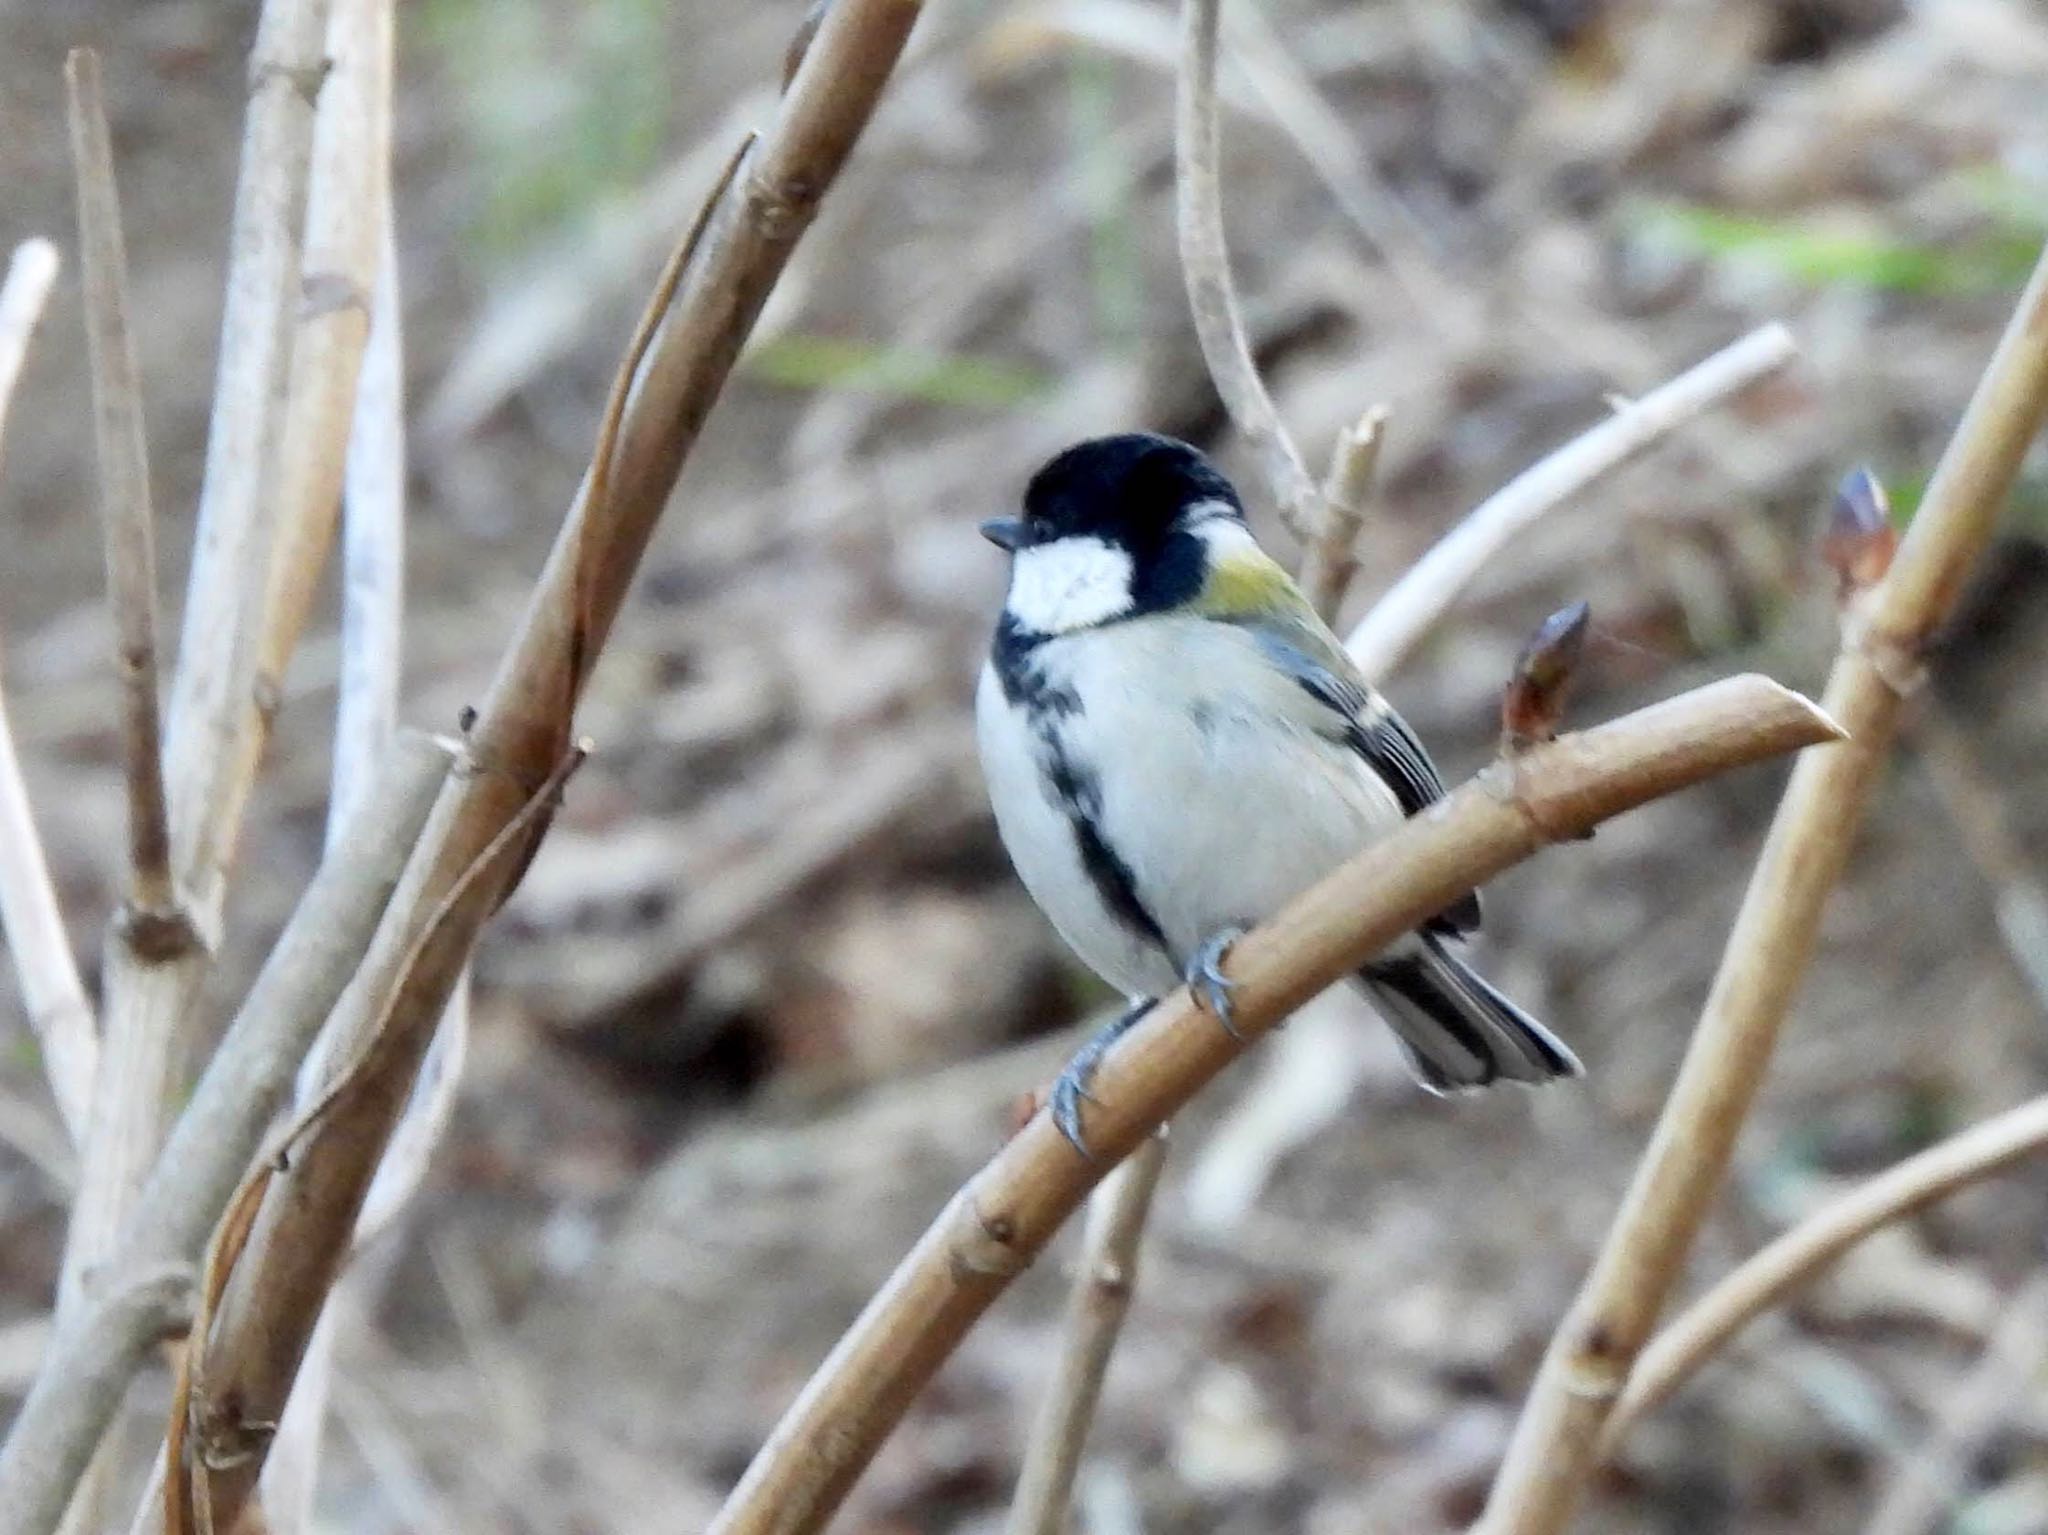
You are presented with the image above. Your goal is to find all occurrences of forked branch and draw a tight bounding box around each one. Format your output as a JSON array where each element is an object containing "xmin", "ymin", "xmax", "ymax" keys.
[
  {"xmin": 706, "ymin": 674, "xmax": 1841, "ymax": 1535},
  {"xmin": 1480, "ymin": 240, "xmax": 2048, "ymax": 1535},
  {"xmin": 1599, "ymin": 1092, "xmax": 2048, "ymax": 1455},
  {"xmin": 120, "ymin": 5, "xmax": 929, "ymax": 1530}
]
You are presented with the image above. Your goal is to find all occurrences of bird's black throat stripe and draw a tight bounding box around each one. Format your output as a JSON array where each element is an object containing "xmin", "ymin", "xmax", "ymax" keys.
[{"xmin": 991, "ymin": 617, "xmax": 1170, "ymax": 953}]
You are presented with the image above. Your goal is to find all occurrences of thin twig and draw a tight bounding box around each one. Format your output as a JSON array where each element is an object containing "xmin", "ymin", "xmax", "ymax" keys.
[
  {"xmin": 167, "ymin": 745, "xmax": 587, "ymax": 1535},
  {"xmin": 66, "ymin": 50, "xmax": 176, "ymax": 923},
  {"xmin": 127, "ymin": 7, "xmax": 928, "ymax": 1529},
  {"xmin": 1006, "ymin": 1131, "xmax": 1169, "ymax": 1535},
  {"xmin": 0, "ymin": 736, "xmax": 451, "ymax": 1535},
  {"xmin": 1599, "ymin": 1093, "xmax": 2048, "ymax": 1455},
  {"xmin": 1298, "ymin": 405, "xmax": 1386, "ymax": 622},
  {"xmin": 1174, "ymin": 0, "xmax": 1316, "ymax": 538},
  {"xmin": 1347, "ymin": 323, "xmax": 1797, "ymax": 679},
  {"xmin": 706, "ymin": 674, "xmax": 1842, "ymax": 1535},
  {"xmin": 0, "ymin": 239, "xmax": 96, "ymax": 1146},
  {"xmin": 1481, "ymin": 242, "xmax": 2048, "ymax": 1535}
]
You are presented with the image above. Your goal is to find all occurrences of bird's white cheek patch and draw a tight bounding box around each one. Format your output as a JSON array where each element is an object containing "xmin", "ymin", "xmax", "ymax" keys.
[{"xmin": 1007, "ymin": 537, "xmax": 1134, "ymax": 634}]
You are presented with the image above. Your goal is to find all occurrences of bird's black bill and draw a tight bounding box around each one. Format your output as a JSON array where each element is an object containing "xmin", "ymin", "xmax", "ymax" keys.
[{"xmin": 980, "ymin": 517, "xmax": 1025, "ymax": 552}]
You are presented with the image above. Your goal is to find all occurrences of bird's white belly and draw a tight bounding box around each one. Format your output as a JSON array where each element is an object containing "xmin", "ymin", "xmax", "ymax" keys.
[
  {"xmin": 976, "ymin": 620, "xmax": 1407, "ymax": 999},
  {"xmin": 976, "ymin": 663, "xmax": 1179, "ymax": 996}
]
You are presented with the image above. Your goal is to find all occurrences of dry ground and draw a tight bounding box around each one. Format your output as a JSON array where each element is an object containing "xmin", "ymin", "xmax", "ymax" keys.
[{"xmin": 6, "ymin": 1, "xmax": 2048, "ymax": 1530}]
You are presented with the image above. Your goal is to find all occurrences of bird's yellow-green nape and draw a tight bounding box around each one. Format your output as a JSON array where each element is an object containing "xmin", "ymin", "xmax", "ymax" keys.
[{"xmin": 1192, "ymin": 546, "xmax": 1309, "ymax": 621}]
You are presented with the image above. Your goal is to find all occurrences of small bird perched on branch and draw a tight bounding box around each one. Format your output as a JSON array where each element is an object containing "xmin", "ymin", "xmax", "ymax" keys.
[{"xmin": 976, "ymin": 433, "xmax": 1580, "ymax": 1152}]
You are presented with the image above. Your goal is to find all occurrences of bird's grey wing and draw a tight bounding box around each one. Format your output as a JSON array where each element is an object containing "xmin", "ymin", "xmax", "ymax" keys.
[{"xmin": 1238, "ymin": 613, "xmax": 1479, "ymax": 934}]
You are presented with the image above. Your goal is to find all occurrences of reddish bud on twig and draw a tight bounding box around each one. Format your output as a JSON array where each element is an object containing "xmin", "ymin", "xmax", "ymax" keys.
[
  {"xmin": 1502, "ymin": 601, "xmax": 1592, "ymax": 754},
  {"xmin": 1819, "ymin": 465, "xmax": 1897, "ymax": 600}
]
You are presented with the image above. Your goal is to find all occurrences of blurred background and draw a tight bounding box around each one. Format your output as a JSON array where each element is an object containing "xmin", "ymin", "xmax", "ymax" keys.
[{"xmin": 6, "ymin": 0, "xmax": 2048, "ymax": 1529}]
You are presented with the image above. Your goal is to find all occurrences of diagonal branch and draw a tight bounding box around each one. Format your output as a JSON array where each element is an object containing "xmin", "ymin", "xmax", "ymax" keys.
[
  {"xmin": 1346, "ymin": 323, "xmax": 1797, "ymax": 679},
  {"xmin": 0, "ymin": 735, "xmax": 450, "ymax": 1535},
  {"xmin": 1598, "ymin": 1092, "xmax": 2048, "ymax": 1456},
  {"xmin": 120, "ymin": 6, "xmax": 929, "ymax": 1530},
  {"xmin": 705, "ymin": 674, "xmax": 1842, "ymax": 1535},
  {"xmin": 1480, "ymin": 240, "xmax": 2048, "ymax": 1535}
]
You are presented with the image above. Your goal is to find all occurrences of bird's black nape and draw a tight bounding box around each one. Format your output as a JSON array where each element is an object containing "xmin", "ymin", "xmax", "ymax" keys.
[{"xmin": 1021, "ymin": 433, "xmax": 1244, "ymax": 550}]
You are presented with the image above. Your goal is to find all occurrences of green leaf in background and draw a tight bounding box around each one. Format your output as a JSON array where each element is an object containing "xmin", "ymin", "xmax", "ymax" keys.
[
  {"xmin": 741, "ymin": 334, "xmax": 1056, "ymax": 409},
  {"xmin": 1066, "ymin": 51, "xmax": 1145, "ymax": 354},
  {"xmin": 1635, "ymin": 200, "xmax": 2041, "ymax": 296},
  {"xmin": 422, "ymin": 0, "xmax": 673, "ymax": 257}
]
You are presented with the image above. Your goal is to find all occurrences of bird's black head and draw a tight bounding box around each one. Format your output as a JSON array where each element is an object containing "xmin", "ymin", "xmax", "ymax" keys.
[{"xmin": 981, "ymin": 435, "xmax": 1247, "ymax": 628}]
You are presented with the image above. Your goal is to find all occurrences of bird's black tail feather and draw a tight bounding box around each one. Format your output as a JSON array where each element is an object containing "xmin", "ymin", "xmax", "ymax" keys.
[{"xmin": 1361, "ymin": 936, "xmax": 1581, "ymax": 1093}]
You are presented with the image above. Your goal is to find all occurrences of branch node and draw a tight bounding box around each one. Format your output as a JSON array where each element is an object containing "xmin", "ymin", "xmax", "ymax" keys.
[
  {"xmin": 1843, "ymin": 613, "xmax": 1930, "ymax": 702},
  {"xmin": 116, "ymin": 900, "xmax": 207, "ymax": 964},
  {"xmin": 948, "ymin": 1193, "xmax": 1029, "ymax": 1281},
  {"xmin": 248, "ymin": 54, "xmax": 332, "ymax": 107}
]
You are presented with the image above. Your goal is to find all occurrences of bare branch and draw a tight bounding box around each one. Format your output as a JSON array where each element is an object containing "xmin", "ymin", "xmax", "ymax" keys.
[
  {"xmin": 0, "ymin": 735, "xmax": 450, "ymax": 1535},
  {"xmin": 66, "ymin": 50, "xmax": 176, "ymax": 923},
  {"xmin": 59, "ymin": 11, "xmax": 332, "ymax": 1524},
  {"xmin": 1005, "ymin": 1131, "xmax": 1169, "ymax": 1535},
  {"xmin": 123, "ymin": 7, "xmax": 929, "ymax": 1528},
  {"xmin": 0, "ymin": 239, "xmax": 97, "ymax": 1146},
  {"xmin": 1346, "ymin": 323, "xmax": 1798, "ymax": 679},
  {"xmin": 1188, "ymin": 325, "xmax": 1799, "ymax": 1226},
  {"xmin": 267, "ymin": 24, "xmax": 405, "ymax": 1511},
  {"xmin": 1598, "ymin": 1093, "xmax": 2048, "ymax": 1457},
  {"xmin": 706, "ymin": 674, "xmax": 1842, "ymax": 1535},
  {"xmin": 1174, "ymin": 0, "xmax": 1316, "ymax": 538},
  {"xmin": 1298, "ymin": 405, "xmax": 1387, "ymax": 623},
  {"xmin": 1481, "ymin": 242, "xmax": 2048, "ymax": 1535}
]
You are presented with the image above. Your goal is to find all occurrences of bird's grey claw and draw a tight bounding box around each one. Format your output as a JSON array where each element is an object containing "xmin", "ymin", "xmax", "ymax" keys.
[
  {"xmin": 1049, "ymin": 998, "xmax": 1153, "ymax": 1159},
  {"xmin": 1186, "ymin": 927, "xmax": 1247, "ymax": 1039}
]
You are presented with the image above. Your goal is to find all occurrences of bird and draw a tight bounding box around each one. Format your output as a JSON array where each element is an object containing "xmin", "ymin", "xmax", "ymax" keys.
[{"xmin": 974, "ymin": 432, "xmax": 1580, "ymax": 1153}]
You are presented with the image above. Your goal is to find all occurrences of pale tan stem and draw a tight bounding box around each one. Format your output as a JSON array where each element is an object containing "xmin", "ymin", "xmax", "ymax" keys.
[
  {"xmin": 1174, "ymin": 0, "xmax": 1316, "ymax": 538},
  {"xmin": 0, "ymin": 240, "xmax": 97, "ymax": 1145},
  {"xmin": 0, "ymin": 736, "xmax": 449, "ymax": 1535},
  {"xmin": 706, "ymin": 675, "xmax": 1841, "ymax": 1535},
  {"xmin": 59, "ymin": 13, "xmax": 331, "ymax": 1528},
  {"xmin": 1347, "ymin": 323, "xmax": 1796, "ymax": 679},
  {"xmin": 1298, "ymin": 405, "xmax": 1387, "ymax": 622},
  {"xmin": 1599, "ymin": 1093, "xmax": 2048, "ymax": 1456},
  {"xmin": 234, "ymin": 0, "xmax": 392, "ymax": 842},
  {"xmin": 135, "ymin": 7, "xmax": 926, "ymax": 1529},
  {"xmin": 264, "ymin": 74, "xmax": 406, "ymax": 1520},
  {"xmin": 1006, "ymin": 1131, "xmax": 1170, "ymax": 1535},
  {"xmin": 1480, "ymin": 243, "xmax": 2048, "ymax": 1535},
  {"xmin": 66, "ymin": 50, "xmax": 176, "ymax": 922}
]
